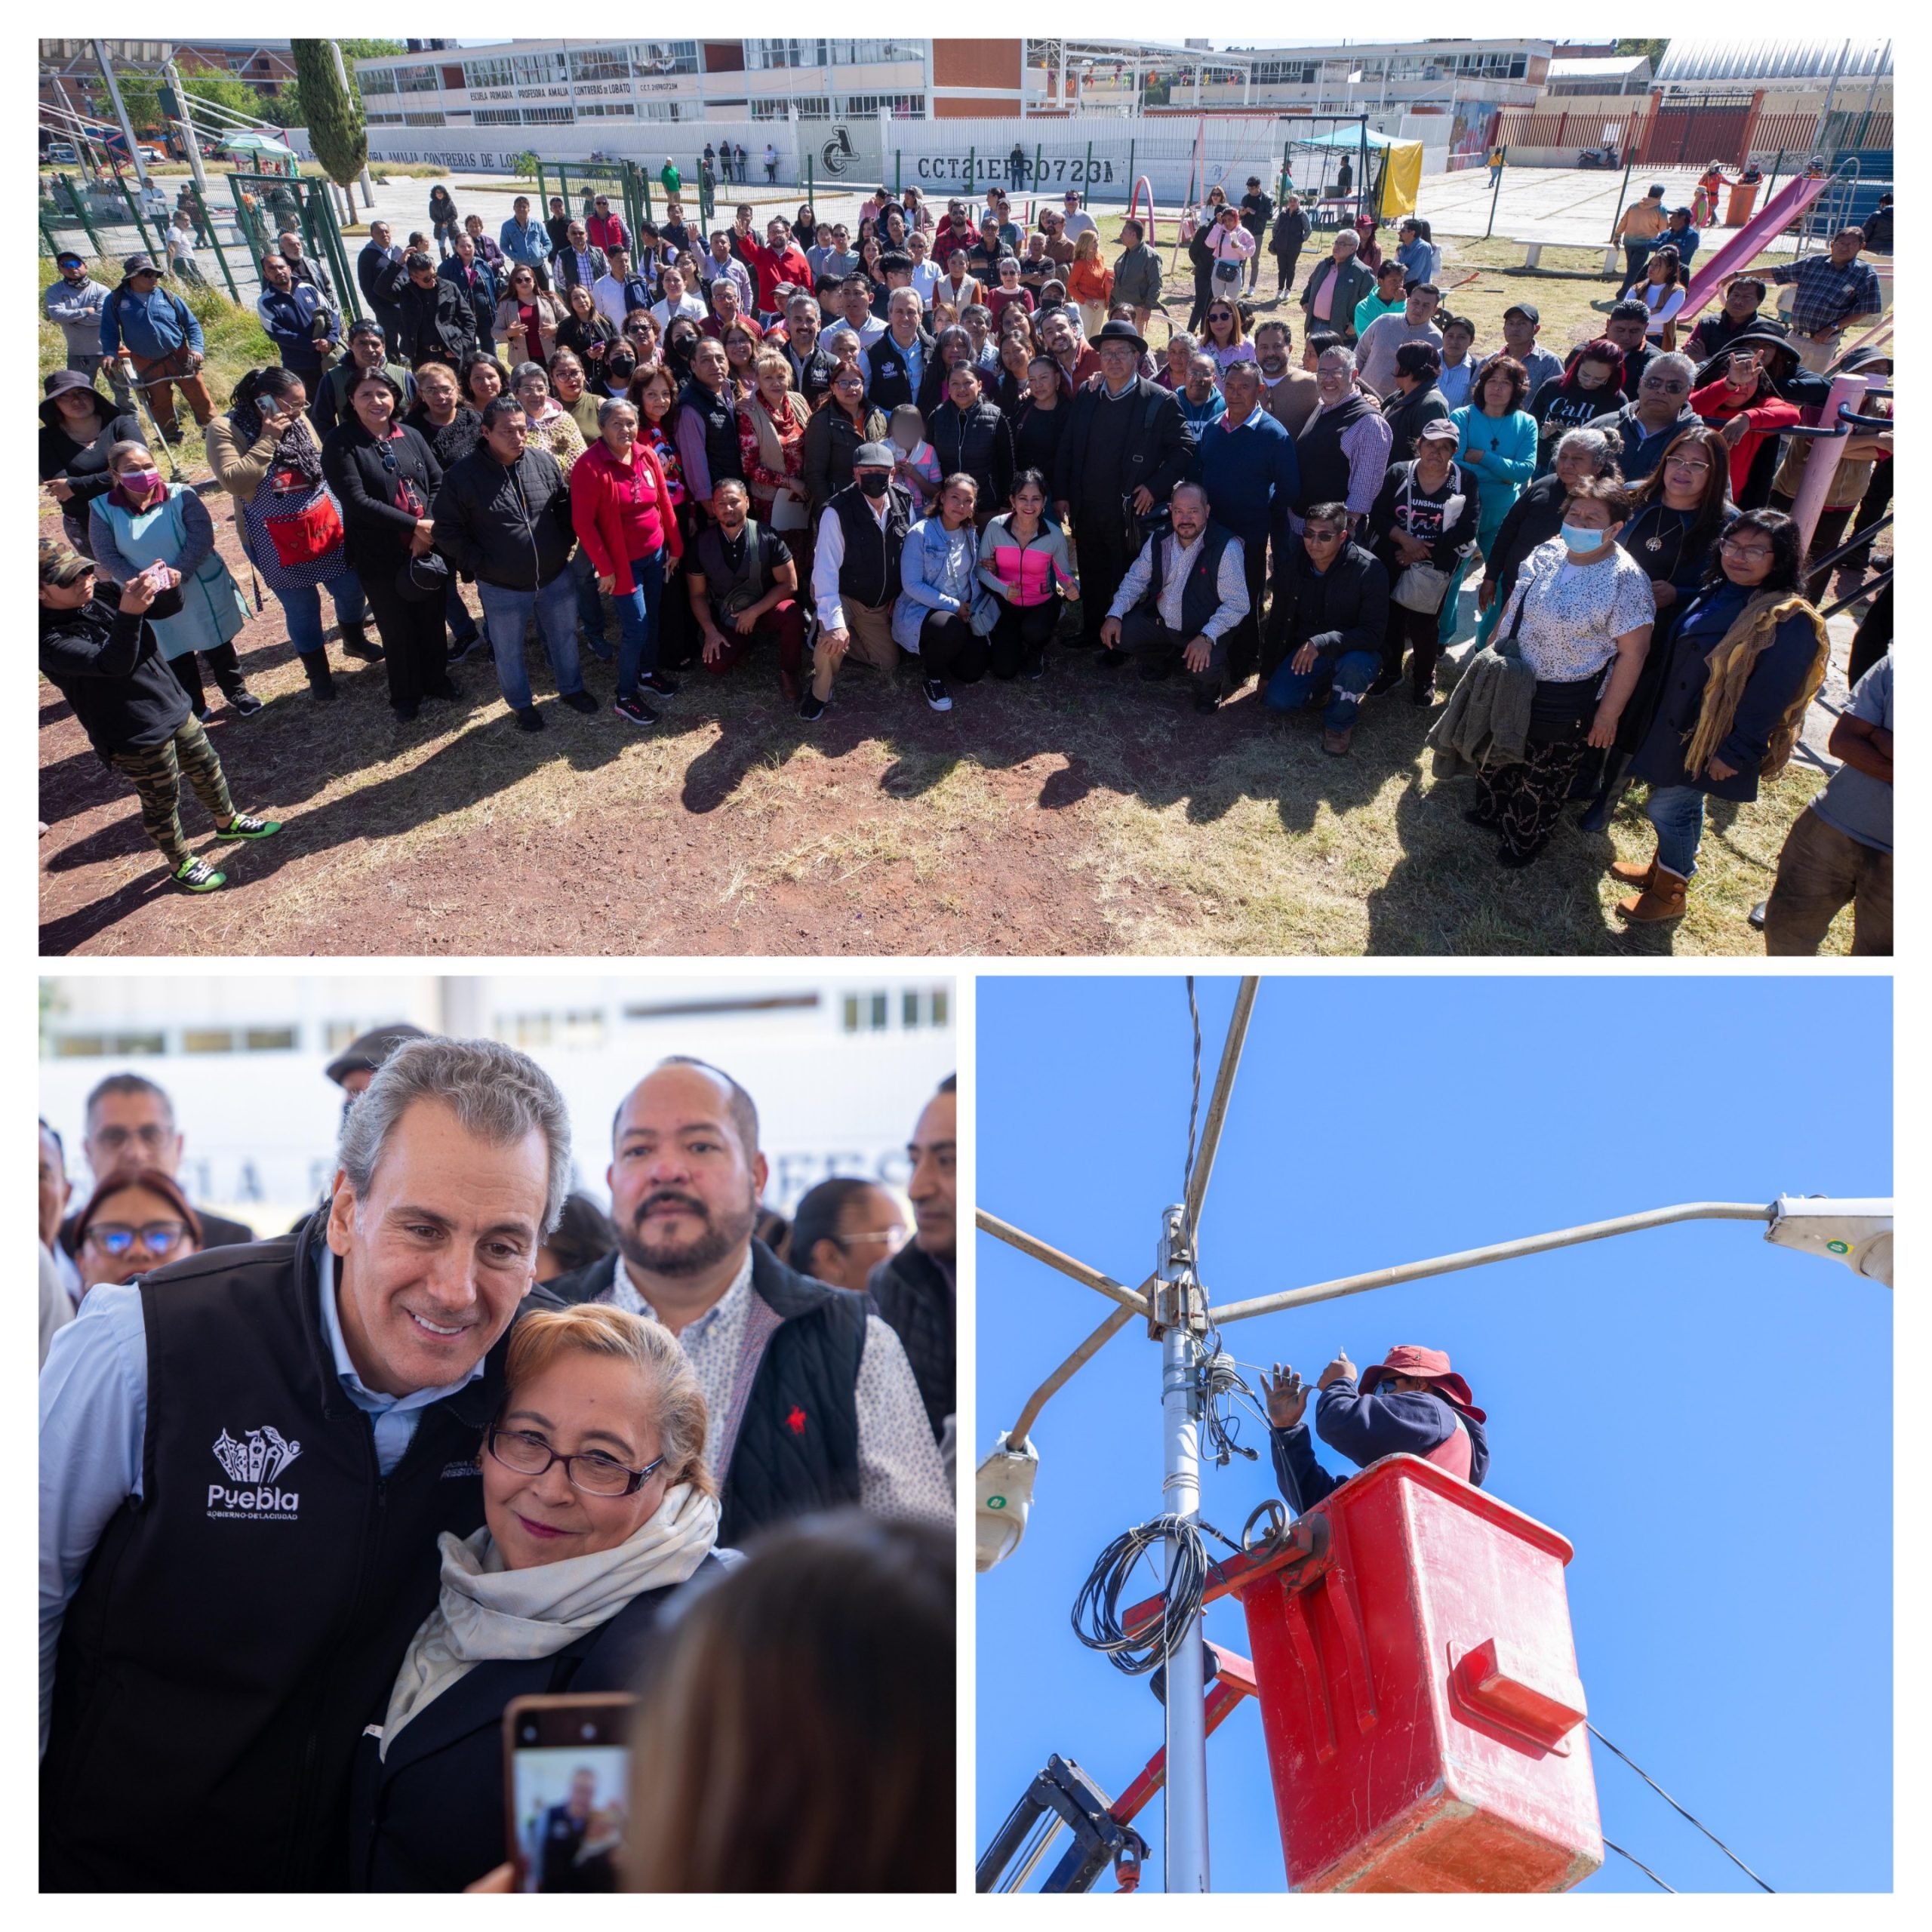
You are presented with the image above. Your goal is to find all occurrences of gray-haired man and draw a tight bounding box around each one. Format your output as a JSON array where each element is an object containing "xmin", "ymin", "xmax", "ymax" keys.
[{"xmin": 39, "ymin": 1037, "xmax": 571, "ymax": 1891}]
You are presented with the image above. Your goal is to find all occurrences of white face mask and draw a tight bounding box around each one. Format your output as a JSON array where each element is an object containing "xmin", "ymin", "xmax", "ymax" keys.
[{"xmin": 1560, "ymin": 521, "xmax": 1607, "ymax": 553}]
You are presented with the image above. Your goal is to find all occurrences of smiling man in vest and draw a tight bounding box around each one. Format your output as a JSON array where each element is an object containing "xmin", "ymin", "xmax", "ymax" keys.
[
  {"xmin": 1263, "ymin": 1343, "xmax": 1490, "ymax": 1514},
  {"xmin": 551, "ymin": 1057, "xmax": 950, "ymax": 1540},
  {"xmin": 39, "ymin": 1038, "xmax": 571, "ymax": 1890}
]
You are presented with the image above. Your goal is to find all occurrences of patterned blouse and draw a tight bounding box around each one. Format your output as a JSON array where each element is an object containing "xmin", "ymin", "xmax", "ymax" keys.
[
  {"xmin": 1500, "ymin": 537, "xmax": 1657, "ymax": 685},
  {"xmin": 523, "ymin": 402, "xmax": 587, "ymax": 478}
]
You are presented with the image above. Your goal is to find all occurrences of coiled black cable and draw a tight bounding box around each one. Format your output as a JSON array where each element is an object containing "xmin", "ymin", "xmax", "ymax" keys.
[{"xmin": 1070, "ymin": 1515, "xmax": 1211, "ymax": 1676}]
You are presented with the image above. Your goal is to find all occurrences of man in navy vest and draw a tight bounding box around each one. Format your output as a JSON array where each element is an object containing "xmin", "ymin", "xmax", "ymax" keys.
[
  {"xmin": 549, "ymin": 1057, "xmax": 949, "ymax": 1543},
  {"xmin": 867, "ymin": 1075, "xmax": 955, "ymax": 1463},
  {"xmin": 1100, "ymin": 481, "xmax": 1251, "ymax": 712},
  {"xmin": 1264, "ymin": 1343, "xmax": 1491, "ymax": 1515},
  {"xmin": 39, "ymin": 1037, "xmax": 573, "ymax": 1890}
]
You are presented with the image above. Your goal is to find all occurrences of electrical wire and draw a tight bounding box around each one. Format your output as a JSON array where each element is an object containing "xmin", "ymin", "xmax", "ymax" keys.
[
  {"xmin": 1071, "ymin": 1516, "xmax": 1210, "ymax": 1676},
  {"xmin": 1601, "ymin": 1839, "xmax": 1676, "ymax": 1894},
  {"xmin": 1588, "ymin": 1725, "xmax": 1774, "ymax": 1893}
]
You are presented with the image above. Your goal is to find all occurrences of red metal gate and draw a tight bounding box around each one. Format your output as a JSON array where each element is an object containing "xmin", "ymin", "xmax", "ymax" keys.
[{"xmin": 1638, "ymin": 97, "xmax": 1755, "ymax": 168}]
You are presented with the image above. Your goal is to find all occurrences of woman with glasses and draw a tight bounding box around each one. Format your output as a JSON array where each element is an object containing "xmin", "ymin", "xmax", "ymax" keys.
[
  {"xmin": 494, "ymin": 265, "xmax": 565, "ymax": 371},
  {"xmin": 350, "ymin": 1305, "xmax": 724, "ymax": 1893},
  {"xmin": 71, "ymin": 1167, "xmax": 202, "ymax": 1299},
  {"xmin": 1614, "ymin": 509, "xmax": 1830, "ymax": 924},
  {"xmin": 1198, "ymin": 298, "xmax": 1251, "ymax": 377},
  {"xmin": 555, "ymin": 281, "xmax": 618, "ymax": 374}
]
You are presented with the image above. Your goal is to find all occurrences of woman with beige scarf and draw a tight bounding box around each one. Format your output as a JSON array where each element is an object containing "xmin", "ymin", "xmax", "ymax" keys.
[
  {"xmin": 349, "ymin": 1305, "xmax": 721, "ymax": 1891},
  {"xmin": 1617, "ymin": 508, "xmax": 1830, "ymax": 924},
  {"xmin": 738, "ymin": 352, "xmax": 811, "ymax": 540}
]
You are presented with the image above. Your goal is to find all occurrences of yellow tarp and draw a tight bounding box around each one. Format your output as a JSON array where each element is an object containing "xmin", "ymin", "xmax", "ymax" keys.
[{"xmin": 1378, "ymin": 140, "xmax": 1423, "ymax": 219}]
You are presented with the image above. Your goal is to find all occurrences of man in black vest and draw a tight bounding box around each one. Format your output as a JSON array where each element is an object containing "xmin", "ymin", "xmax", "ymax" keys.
[
  {"xmin": 549, "ymin": 1057, "xmax": 949, "ymax": 1544},
  {"xmin": 1100, "ymin": 481, "xmax": 1251, "ymax": 713},
  {"xmin": 59, "ymin": 1070, "xmax": 255, "ymax": 1256},
  {"xmin": 686, "ymin": 477, "xmax": 809, "ymax": 702},
  {"xmin": 862, "ymin": 288, "xmax": 934, "ymax": 414},
  {"xmin": 805, "ymin": 442, "xmax": 913, "ymax": 724},
  {"xmin": 1053, "ymin": 320, "xmax": 1197, "ymax": 659},
  {"xmin": 866, "ymin": 1075, "xmax": 954, "ymax": 1459},
  {"xmin": 672, "ymin": 337, "xmax": 743, "ymax": 527},
  {"xmin": 774, "ymin": 292, "xmax": 840, "ymax": 408},
  {"xmin": 39, "ymin": 1037, "xmax": 572, "ymax": 1890},
  {"xmin": 1293, "ymin": 343, "xmax": 1394, "ymax": 536}
]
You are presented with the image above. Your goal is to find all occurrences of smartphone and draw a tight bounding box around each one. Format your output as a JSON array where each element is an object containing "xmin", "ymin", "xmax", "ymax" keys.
[{"xmin": 503, "ymin": 1693, "xmax": 637, "ymax": 1894}]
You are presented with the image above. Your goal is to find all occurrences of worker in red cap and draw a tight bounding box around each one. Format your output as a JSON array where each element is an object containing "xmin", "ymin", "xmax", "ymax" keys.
[{"xmin": 1263, "ymin": 1343, "xmax": 1489, "ymax": 1513}]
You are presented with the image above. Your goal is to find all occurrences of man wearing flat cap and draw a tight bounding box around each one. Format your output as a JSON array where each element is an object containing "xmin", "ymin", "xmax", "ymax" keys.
[
  {"xmin": 806, "ymin": 440, "xmax": 914, "ymax": 724},
  {"xmin": 1264, "ymin": 1343, "xmax": 1491, "ymax": 1512},
  {"xmin": 1052, "ymin": 319, "xmax": 1196, "ymax": 664}
]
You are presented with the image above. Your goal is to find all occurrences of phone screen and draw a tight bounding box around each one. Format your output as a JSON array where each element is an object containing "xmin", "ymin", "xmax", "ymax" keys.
[{"xmin": 503, "ymin": 1694, "xmax": 635, "ymax": 1894}]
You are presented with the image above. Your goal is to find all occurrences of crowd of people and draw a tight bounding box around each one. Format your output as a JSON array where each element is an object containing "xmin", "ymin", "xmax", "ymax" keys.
[
  {"xmin": 39, "ymin": 180, "xmax": 1890, "ymax": 944},
  {"xmin": 39, "ymin": 1032, "xmax": 957, "ymax": 1890}
]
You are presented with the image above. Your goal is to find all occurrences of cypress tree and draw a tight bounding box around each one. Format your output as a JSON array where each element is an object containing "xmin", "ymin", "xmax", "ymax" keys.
[{"xmin": 291, "ymin": 40, "xmax": 366, "ymax": 191}]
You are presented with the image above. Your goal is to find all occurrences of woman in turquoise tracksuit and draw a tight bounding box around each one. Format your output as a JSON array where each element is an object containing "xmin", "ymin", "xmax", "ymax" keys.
[{"xmin": 1442, "ymin": 357, "xmax": 1537, "ymax": 646}]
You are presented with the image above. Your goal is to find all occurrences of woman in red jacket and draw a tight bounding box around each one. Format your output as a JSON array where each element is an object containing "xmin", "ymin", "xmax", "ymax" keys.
[
  {"xmin": 571, "ymin": 395, "xmax": 685, "ymax": 727},
  {"xmin": 1690, "ymin": 331, "xmax": 1800, "ymax": 500}
]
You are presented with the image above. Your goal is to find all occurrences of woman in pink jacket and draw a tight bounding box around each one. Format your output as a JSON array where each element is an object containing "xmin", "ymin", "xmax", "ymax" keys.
[
  {"xmin": 571, "ymin": 395, "xmax": 685, "ymax": 727},
  {"xmin": 973, "ymin": 468, "xmax": 1078, "ymax": 681}
]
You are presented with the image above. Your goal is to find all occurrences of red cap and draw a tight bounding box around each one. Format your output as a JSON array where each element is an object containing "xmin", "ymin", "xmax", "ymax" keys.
[{"xmin": 1359, "ymin": 1344, "xmax": 1485, "ymax": 1421}]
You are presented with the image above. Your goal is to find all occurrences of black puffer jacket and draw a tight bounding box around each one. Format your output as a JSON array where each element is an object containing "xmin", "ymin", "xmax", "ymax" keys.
[
  {"xmin": 432, "ymin": 444, "xmax": 574, "ymax": 590},
  {"xmin": 395, "ymin": 276, "xmax": 475, "ymax": 367},
  {"xmin": 1262, "ymin": 537, "xmax": 1389, "ymax": 681},
  {"xmin": 924, "ymin": 398, "xmax": 1014, "ymax": 511}
]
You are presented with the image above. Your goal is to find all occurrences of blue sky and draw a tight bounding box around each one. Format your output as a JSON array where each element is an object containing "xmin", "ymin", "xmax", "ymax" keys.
[{"xmin": 976, "ymin": 974, "xmax": 1892, "ymax": 1894}]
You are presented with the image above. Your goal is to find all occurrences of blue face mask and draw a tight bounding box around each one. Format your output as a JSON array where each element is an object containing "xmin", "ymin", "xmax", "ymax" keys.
[{"xmin": 1560, "ymin": 521, "xmax": 1607, "ymax": 554}]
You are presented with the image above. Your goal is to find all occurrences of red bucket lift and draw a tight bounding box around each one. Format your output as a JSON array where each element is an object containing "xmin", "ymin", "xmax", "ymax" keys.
[{"xmin": 1035, "ymin": 1455, "xmax": 1601, "ymax": 1894}]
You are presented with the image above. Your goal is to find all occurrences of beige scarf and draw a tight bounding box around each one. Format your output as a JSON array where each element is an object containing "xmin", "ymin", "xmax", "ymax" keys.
[
  {"xmin": 380, "ymin": 1481, "xmax": 719, "ymax": 1758},
  {"xmin": 1681, "ymin": 590, "xmax": 1830, "ymax": 780}
]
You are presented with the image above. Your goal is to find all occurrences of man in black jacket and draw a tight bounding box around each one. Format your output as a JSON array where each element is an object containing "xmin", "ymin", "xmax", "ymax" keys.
[
  {"xmin": 1269, "ymin": 195, "xmax": 1312, "ymax": 298},
  {"xmin": 1239, "ymin": 176, "xmax": 1275, "ymax": 293},
  {"xmin": 38, "ymin": 1037, "xmax": 571, "ymax": 1890},
  {"xmin": 867, "ymin": 1075, "xmax": 955, "ymax": 1455},
  {"xmin": 58, "ymin": 1071, "xmax": 257, "ymax": 1257},
  {"xmin": 38, "ymin": 544, "xmax": 278, "ymax": 894},
  {"xmin": 549, "ymin": 219, "xmax": 608, "ymax": 294},
  {"xmin": 547, "ymin": 1058, "xmax": 950, "ymax": 1543},
  {"xmin": 1054, "ymin": 321, "xmax": 1198, "ymax": 658},
  {"xmin": 312, "ymin": 321, "xmax": 416, "ymax": 438},
  {"xmin": 395, "ymin": 251, "xmax": 475, "ymax": 368},
  {"xmin": 774, "ymin": 292, "xmax": 840, "ymax": 406},
  {"xmin": 437, "ymin": 233, "xmax": 500, "ymax": 354},
  {"xmin": 1260, "ymin": 502, "xmax": 1392, "ymax": 755},
  {"xmin": 432, "ymin": 397, "xmax": 601, "ymax": 733},
  {"xmin": 357, "ymin": 219, "xmax": 408, "ymax": 356}
]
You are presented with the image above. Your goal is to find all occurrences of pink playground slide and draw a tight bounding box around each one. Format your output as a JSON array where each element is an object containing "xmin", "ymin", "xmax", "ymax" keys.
[{"xmin": 1678, "ymin": 173, "xmax": 1829, "ymax": 324}]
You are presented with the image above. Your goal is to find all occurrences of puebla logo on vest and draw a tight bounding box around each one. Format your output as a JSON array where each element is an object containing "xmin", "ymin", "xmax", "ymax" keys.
[{"xmin": 208, "ymin": 1426, "xmax": 303, "ymax": 1521}]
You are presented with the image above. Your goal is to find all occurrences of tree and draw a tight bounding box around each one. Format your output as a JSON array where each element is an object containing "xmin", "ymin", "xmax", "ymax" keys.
[
  {"xmin": 1614, "ymin": 39, "xmax": 1670, "ymax": 66},
  {"xmin": 291, "ymin": 41, "xmax": 366, "ymax": 192}
]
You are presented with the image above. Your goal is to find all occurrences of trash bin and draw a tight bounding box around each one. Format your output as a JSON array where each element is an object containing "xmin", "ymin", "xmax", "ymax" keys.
[
  {"xmin": 1236, "ymin": 1454, "xmax": 1602, "ymax": 1894},
  {"xmin": 1725, "ymin": 180, "xmax": 1761, "ymax": 226}
]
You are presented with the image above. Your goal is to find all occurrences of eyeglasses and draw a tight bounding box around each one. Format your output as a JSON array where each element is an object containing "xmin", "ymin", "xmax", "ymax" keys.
[
  {"xmin": 835, "ymin": 1226, "xmax": 909, "ymax": 1254},
  {"xmin": 488, "ymin": 1428, "xmax": 664, "ymax": 1497},
  {"xmin": 85, "ymin": 1220, "xmax": 192, "ymax": 1259},
  {"xmin": 1666, "ymin": 456, "xmax": 1713, "ymax": 473},
  {"xmin": 1641, "ymin": 378, "xmax": 1689, "ymax": 394},
  {"xmin": 1718, "ymin": 537, "xmax": 1774, "ymax": 560}
]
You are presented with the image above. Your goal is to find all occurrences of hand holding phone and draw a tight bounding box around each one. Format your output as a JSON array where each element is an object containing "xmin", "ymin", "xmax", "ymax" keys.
[{"xmin": 503, "ymin": 1694, "xmax": 635, "ymax": 1894}]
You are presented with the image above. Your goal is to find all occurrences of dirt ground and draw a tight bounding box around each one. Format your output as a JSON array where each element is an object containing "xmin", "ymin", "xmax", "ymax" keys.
[{"xmin": 40, "ymin": 482, "xmax": 1848, "ymax": 959}]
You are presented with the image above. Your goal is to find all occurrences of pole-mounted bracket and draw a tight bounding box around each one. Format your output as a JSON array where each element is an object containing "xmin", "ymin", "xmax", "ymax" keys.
[{"xmin": 1150, "ymin": 1204, "xmax": 1208, "ymax": 1338}]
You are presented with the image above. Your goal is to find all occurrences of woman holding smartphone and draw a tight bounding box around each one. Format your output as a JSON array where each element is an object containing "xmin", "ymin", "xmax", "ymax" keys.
[{"xmin": 350, "ymin": 1306, "xmax": 723, "ymax": 1891}]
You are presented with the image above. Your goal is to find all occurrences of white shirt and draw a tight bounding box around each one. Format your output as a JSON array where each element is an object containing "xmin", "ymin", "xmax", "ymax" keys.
[
  {"xmin": 605, "ymin": 1250, "xmax": 951, "ymax": 1528},
  {"xmin": 1062, "ymin": 209, "xmax": 1097, "ymax": 242},
  {"xmin": 814, "ymin": 489, "xmax": 895, "ymax": 632},
  {"xmin": 823, "ymin": 313, "xmax": 887, "ymax": 354},
  {"xmin": 649, "ymin": 293, "xmax": 706, "ymax": 329},
  {"xmin": 909, "ymin": 259, "xmax": 940, "ymax": 306},
  {"xmin": 1108, "ymin": 528, "xmax": 1250, "ymax": 640},
  {"xmin": 589, "ymin": 272, "xmax": 635, "ymax": 328}
]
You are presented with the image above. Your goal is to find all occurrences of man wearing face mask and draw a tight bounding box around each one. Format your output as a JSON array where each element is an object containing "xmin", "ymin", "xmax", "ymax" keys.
[
  {"xmin": 551, "ymin": 1058, "xmax": 950, "ymax": 1540},
  {"xmin": 807, "ymin": 442, "xmax": 913, "ymax": 723},
  {"xmin": 39, "ymin": 1038, "xmax": 571, "ymax": 1890}
]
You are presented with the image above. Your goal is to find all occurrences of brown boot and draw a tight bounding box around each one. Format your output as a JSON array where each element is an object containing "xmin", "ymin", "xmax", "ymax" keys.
[
  {"xmin": 1607, "ymin": 843, "xmax": 1657, "ymax": 888},
  {"xmin": 1617, "ymin": 864, "xmax": 1689, "ymax": 923}
]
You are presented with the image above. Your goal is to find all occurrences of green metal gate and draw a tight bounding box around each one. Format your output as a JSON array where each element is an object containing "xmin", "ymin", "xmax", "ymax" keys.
[{"xmin": 226, "ymin": 169, "xmax": 361, "ymax": 322}]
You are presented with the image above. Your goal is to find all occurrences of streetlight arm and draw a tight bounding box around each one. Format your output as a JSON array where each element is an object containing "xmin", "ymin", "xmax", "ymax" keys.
[
  {"xmin": 1010, "ymin": 1302, "xmax": 1139, "ymax": 1447},
  {"xmin": 977, "ymin": 1210, "xmax": 1151, "ymax": 1318},
  {"xmin": 1184, "ymin": 977, "xmax": 1260, "ymax": 1237},
  {"xmin": 1205, "ymin": 1201, "xmax": 1778, "ymax": 1327}
]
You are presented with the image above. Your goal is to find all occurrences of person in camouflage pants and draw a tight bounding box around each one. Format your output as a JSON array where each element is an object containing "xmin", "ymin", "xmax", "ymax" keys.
[{"xmin": 107, "ymin": 716, "xmax": 238, "ymax": 870}]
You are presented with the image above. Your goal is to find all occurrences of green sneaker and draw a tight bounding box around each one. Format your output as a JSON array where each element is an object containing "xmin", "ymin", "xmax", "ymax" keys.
[
  {"xmin": 175, "ymin": 857, "xmax": 227, "ymax": 893},
  {"xmin": 215, "ymin": 814, "xmax": 282, "ymax": 840}
]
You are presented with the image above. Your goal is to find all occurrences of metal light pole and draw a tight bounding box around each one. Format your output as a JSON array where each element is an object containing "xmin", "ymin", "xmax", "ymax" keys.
[
  {"xmin": 1155, "ymin": 1202, "xmax": 1208, "ymax": 1894},
  {"xmin": 326, "ymin": 38, "xmax": 378, "ymax": 210},
  {"xmin": 94, "ymin": 40, "xmax": 148, "ymax": 189}
]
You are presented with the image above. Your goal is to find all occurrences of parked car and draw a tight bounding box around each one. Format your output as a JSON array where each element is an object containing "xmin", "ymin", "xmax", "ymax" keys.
[{"xmin": 43, "ymin": 142, "xmax": 79, "ymax": 165}]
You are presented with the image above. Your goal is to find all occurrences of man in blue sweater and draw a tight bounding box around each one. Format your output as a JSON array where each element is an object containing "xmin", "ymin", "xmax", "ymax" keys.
[
  {"xmin": 97, "ymin": 252, "xmax": 211, "ymax": 443},
  {"xmin": 1192, "ymin": 359, "xmax": 1298, "ymax": 687},
  {"xmin": 1265, "ymin": 1343, "xmax": 1490, "ymax": 1512},
  {"xmin": 256, "ymin": 254, "xmax": 338, "ymax": 385}
]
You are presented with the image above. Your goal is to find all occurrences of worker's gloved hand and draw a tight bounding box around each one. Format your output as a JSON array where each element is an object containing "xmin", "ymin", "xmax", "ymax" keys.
[
  {"xmin": 1263, "ymin": 1364, "xmax": 1309, "ymax": 1430},
  {"xmin": 1317, "ymin": 1348, "xmax": 1355, "ymax": 1392}
]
